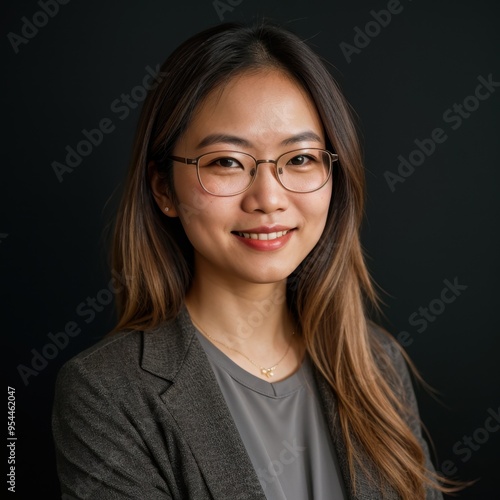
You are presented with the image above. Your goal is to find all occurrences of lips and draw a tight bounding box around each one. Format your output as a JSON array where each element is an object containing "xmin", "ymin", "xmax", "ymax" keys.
[
  {"xmin": 234, "ymin": 230, "xmax": 291, "ymax": 240},
  {"xmin": 230, "ymin": 225, "xmax": 296, "ymax": 250}
]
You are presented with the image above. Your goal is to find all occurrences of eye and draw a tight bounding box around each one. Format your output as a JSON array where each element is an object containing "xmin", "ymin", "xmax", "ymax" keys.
[
  {"xmin": 289, "ymin": 155, "xmax": 306, "ymax": 165},
  {"xmin": 287, "ymin": 154, "xmax": 316, "ymax": 166},
  {"xmin": 213, "ymin": 157, "xmax": 242, "ymax": 168}
]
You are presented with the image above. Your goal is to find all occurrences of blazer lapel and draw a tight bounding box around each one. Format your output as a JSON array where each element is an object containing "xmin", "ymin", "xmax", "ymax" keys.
[{"xmin": 141, "ymin": 308, "xmax": 267, "ymax": 500}]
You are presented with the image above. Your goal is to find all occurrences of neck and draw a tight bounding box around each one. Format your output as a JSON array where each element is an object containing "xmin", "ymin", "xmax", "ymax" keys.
[{"xmin": 185, "ymin": 273, "xmax": 293, "ymax": 350}]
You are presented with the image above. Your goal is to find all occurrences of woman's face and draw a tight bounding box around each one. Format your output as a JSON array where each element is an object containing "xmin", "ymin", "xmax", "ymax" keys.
[{"xmin": 160, "ymin": 69, "xmax": 332, "ymax": 287}]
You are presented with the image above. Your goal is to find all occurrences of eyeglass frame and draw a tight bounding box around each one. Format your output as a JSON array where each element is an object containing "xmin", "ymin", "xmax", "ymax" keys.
[{"xmin": 167, "ymin": 148, "xmax": 339, "ymax": 197}]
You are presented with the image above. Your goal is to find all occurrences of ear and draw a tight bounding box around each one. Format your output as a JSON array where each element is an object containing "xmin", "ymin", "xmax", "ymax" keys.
[{"xmin": 148, "ymin": 160, "xmax": 179, "ymax": 217}]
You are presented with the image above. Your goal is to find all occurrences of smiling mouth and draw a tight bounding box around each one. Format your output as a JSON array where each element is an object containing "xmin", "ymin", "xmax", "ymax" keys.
[{"xmin": 233, "ymin": 230, "xmax": 292, "ymax": 240}]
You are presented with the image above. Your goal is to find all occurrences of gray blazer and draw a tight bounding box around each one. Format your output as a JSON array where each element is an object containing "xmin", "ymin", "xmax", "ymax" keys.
[{"xmin": 52, "ymin": 307, "xmax": 442, "ymax": 499}]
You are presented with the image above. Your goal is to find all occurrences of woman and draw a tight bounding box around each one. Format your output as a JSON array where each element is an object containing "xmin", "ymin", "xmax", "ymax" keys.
[{"xmin": 53, "ymin": 22, "xmax": 457, "ymax": 499}]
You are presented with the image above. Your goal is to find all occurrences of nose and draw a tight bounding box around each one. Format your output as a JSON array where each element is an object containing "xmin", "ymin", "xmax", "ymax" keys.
[{"xmin": 240, "ymin": 161, "xmax": 289, "ymax": 214}]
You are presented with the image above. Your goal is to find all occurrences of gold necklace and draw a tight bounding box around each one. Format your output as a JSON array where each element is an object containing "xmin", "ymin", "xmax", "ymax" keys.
[{"xmin": 193, "ymin": 320, "xmax": 295, "ymax": 378}]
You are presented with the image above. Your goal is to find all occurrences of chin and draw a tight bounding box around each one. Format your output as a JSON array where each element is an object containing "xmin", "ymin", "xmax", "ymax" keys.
[{"xmin": 243, "ymin": 266, "xmax": 297, "ymax": 285}]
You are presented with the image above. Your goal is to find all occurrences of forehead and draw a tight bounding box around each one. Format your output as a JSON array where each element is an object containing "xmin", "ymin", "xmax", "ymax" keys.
[{"xmin": 177, "ymin": 69, "xmax": 325, "ymax": 151}]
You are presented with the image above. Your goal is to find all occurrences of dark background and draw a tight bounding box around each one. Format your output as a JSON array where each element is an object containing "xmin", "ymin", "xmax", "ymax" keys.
[{"xmin": 2, "ymin": 0, "xmax": 499, "ymax": 498}]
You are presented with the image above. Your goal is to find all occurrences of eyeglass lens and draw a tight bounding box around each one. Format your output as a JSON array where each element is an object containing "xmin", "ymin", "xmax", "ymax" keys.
[{"xmin": 197, "ymin": 149, "xmax": 332, "ymax": 195}]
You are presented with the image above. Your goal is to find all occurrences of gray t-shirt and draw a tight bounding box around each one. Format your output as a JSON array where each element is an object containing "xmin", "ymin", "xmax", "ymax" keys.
[{"xmin": 194, "ymin": 329, "xmax": 347, "ymax": 500}]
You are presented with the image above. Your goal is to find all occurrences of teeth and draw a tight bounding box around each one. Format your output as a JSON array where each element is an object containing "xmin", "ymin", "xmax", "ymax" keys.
[{"xmin": 236, "ymin": 230, "xmax": 290, "ymax": 240}]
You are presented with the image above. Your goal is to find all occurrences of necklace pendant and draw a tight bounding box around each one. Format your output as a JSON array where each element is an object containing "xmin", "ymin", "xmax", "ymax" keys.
[{"xmin": 261, "ymin": 366, "xmax": 276, "ymax": 378}]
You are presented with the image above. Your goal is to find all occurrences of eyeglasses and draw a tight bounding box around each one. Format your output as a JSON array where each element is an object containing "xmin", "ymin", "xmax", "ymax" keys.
[{"xmin": 168, "ymin": 148, "xmax": 338, "ymax": 196}]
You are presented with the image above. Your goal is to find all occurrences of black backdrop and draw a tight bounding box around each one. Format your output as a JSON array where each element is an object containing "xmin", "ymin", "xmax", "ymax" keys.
[{"xmin": 2, "ymin": 0, "xmax": 499, "ymax": 498}]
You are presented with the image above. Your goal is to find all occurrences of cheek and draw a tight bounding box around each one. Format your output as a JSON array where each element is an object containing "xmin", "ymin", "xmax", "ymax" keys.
[
  {"xmin": 173, "ymin": 177, "xmax": 231, "ymax": 244},
  {"xmin": 299, "ymin": 186, "xmax": 332, "ymax": 227},
  {"xmin": 173, "ymin": 170, "xmax": 213, "ymax": 219}
]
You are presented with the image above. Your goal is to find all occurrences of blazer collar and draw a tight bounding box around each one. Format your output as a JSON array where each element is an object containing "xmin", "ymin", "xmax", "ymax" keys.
[{"xmin": 140, "ymin": 306, "xmax": 196, "ymax": 381}]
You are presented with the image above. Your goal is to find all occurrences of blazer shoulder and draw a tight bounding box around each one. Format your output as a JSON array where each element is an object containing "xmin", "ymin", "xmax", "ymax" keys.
[
  {"xmin": 53, "ymin": 330, "xmax": 144, "ymax": 407},
  {"xmin": 367, "ymin": 321, "xmax": 404, "ymax": 365},
  {"xmin": 55, "ymin": 311, "xmax": 195, "ymax": 397},
  {"xmin": 60, "ymin": 328, "xmax": 142, "ymax": 375},
  {"xmin": 366, "ymin": 320, "xmax": 415, "ymax": 401}
]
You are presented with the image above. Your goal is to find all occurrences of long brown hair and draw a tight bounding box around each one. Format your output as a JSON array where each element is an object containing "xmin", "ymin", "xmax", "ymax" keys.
[{"xmin": 111, "ymin": 22, "xmax": 457, "ymax": 499}]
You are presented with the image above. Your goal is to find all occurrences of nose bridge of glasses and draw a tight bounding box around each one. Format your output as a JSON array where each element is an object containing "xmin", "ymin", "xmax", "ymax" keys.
[
  {"xmin": 255, "ymin": 158, "xmax": 278, "ymax": 167},
  {"xmin": 250, "ymin": 158, "xmax": 282, "ymax": 184},
  {"xmin": 251, "ymin": 158, "xmax": 282, "ymax": 181}
]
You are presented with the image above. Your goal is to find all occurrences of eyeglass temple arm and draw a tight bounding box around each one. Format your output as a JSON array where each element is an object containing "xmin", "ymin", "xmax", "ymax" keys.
[{"xmin": 168, "ymin": 155, "xmax": 197, "ymax": 165}]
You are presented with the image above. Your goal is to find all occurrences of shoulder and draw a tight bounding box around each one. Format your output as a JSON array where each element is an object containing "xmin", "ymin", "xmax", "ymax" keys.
[
  {"xmin": 366, "ymin": 320, "xmax": 424, "ymax": 432},
  {"xmin": 65, "ymin": 328, "xmax": 142, "ymax": 370},
  {"xmin": 366, "ymin": 320, "xmax": 399, "ymax": 353},
  {"xmin": 54, "ymin": 309, "xmax": 196, "ymax": 399},
  {"xmin": 53, "ymin": 330, "xmax": 147, "ymax": 418},
  {"xmin": 366, "ymin": 320, "xmax": 418, "ymax": 407},
  {"xmin": 55, "ymin": 329, "xmax": 143, "ymax": 393},
  {"xmin": 52, "ymin": 320, "xmax": 192, "ymax": 499},
  {"xmin": 367, "ymin": 320, "xmax": 408, "ymax": 375}
]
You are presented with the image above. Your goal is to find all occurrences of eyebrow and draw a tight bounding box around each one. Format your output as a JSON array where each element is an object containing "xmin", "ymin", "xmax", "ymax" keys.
[
  {"xmin": 280, "ymin": 131, "xmax": 323, "ymax": 146},
  {"xmin": 196, "ymin": 131, "xmax": 323, "ymax": 150},
  {"xmin": 197, "ymin": 134, "xmax": 251, "ymax": 149}
]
